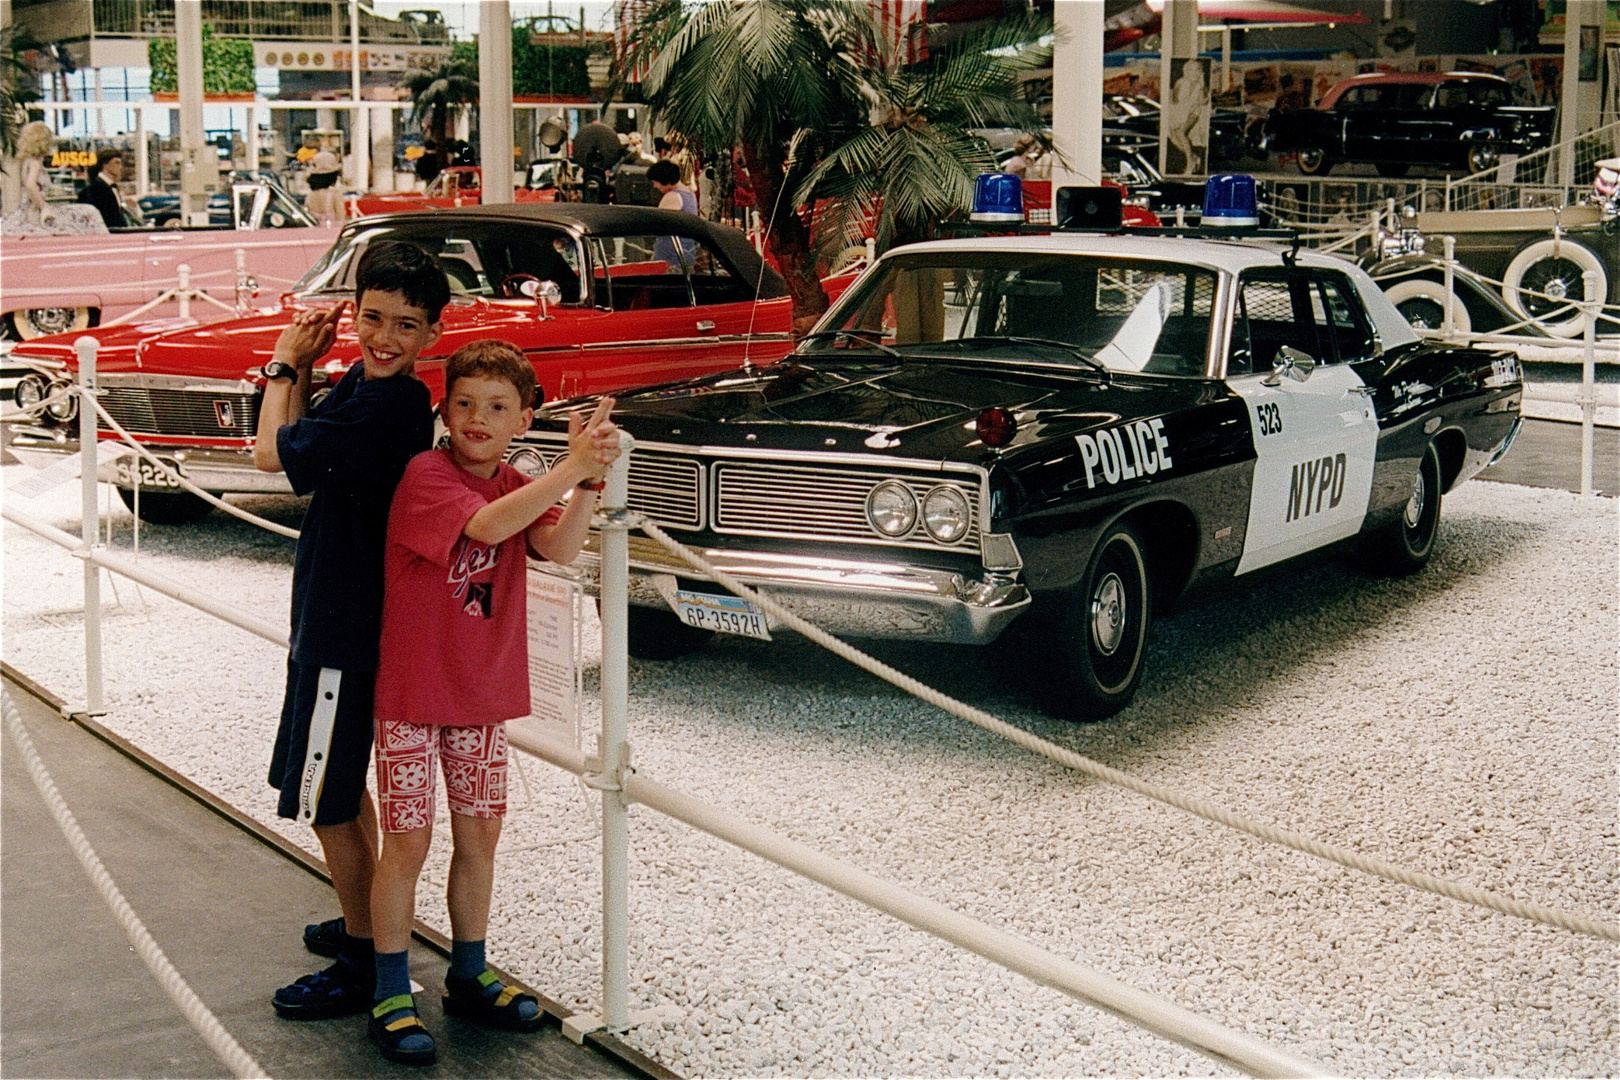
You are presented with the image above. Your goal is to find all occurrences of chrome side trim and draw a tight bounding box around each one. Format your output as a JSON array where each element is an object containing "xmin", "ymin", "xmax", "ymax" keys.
[
  {"xmin": 581, "ymin": 332, "xmax": 793, "ymax": 350},
  {"xmin": 95, "ymin": 371, "xmax": 261, "ymax": 395}
]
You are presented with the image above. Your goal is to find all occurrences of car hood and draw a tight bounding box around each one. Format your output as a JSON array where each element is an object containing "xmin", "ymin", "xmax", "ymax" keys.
[{"xmin": 544, "ymin": 357, "xmax": 1201, "ymax": 463}]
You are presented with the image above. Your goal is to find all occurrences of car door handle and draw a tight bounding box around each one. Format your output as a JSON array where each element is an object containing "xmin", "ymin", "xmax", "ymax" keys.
[
  {"xmin": 1347, "ymin": 385, "xmax": 1376, "ymax": 395},
  {"xmin": 148, "ymin": 233, "xmax": 184, "ymax": 243},
  {"xmin": 696, "ymin": 320, "xmax": 716, "ymax": 333}
]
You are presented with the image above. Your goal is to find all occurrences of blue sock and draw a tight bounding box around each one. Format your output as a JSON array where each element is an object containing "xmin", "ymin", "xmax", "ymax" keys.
[
  {"xmin": 374, "ymin": 950, "xmax": 412, "ymax": 1003},
  {"xmin": 449, "ymin": 939, "xmax": 486, "ymax": 982}
]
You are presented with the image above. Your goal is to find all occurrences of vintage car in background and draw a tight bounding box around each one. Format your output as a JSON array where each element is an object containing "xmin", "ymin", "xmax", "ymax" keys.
[
  {"xmin": 351, "ymin": 164, "xmax": 562, "ymax": 215},
  {"xmin": 514, "ymin": 228, "xmax": 1522, "ymax": 720},
  {"xmin": 1260, "ymin": 72, "xmax": 1555, "ymax": 177},
  {"xmin": 133, "ymin": 174, "xmax": 310, "ymax": 229},
  {"xmin": 0, "ymin": 179, "xmax": 339, "ymax": 340},
  {"xmin": 5, "ymin": 204, "xmax": 804, "ymax": 523}
]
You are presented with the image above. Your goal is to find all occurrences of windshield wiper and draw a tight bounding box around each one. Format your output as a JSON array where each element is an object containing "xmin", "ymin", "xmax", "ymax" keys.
[
  {"xmin": 797, "ymin": 329, "xmax": 905, "ymax": 361},
  {"xmin": 931, "ymin": 336, "xmax": 1110, "ymax": 378}
]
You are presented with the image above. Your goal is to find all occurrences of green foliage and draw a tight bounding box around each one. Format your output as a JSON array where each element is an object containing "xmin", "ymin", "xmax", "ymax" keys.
[
  {"xmin": 1, "ymin": 22, "xmax": 43, "ymax": 157},
  {"xmin": 148, "ymin": 23, "xmax": 255, "ymax": 95},
  {"xmin": 401, "ymin": 54, "xmax": 478, "ymax": 159},
  {"xmin": 513, "ymin": 31, "xmax": 590, "ymax": 98}
]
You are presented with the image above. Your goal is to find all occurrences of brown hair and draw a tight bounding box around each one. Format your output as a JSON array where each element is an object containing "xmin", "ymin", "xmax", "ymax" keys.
[
  {"xmin": 95, "ymin": 147, "xmax": 123, "ymax": 172},
  {"xmin": 443, "ymin": 339, "xmax": 537, "ymax": 408}
]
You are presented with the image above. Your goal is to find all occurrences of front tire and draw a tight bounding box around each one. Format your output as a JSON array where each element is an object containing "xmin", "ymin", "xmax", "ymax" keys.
[
  {"xmin": 1464, "ymin": 142, "xmax": 1499, "ymax": 175},
  {"xmin": 1364, "ymin": 443, "xmax": 1441, "ymax": 575},
  {"xmin": 625, "ymin": 605, "xmax": 713, "ymax": 660},
  {"xmin": 1042, "ymin": 523, "xmax": 1151, "ymax": 721},
  {"xmin": 1296, "ymin": 147, "xmax": 1333, "ymax": 176},
  {"xmin": 8, "ymin": 305, "xmax": 93, "ymax": 340},
  {"xmin": 115, "ymin": 486, "xmax": 215, "ymax": 524}
]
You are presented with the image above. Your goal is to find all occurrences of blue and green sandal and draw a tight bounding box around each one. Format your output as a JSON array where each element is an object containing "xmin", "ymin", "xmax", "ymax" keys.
[
  {"xmin": 443, "ymin": 969, "xmax": 545, "ymax": 1032},
  {"xmin": 369, "ymin": 994, "xmax": 437, "ymax": 1067}
]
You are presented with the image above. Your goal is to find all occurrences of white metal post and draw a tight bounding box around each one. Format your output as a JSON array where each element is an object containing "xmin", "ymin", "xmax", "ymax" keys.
[
  {"xmin": 135, "ymin": 106, "xmax": 149, "ymax": 195},
  {"xmin": 1441, "ymin": 236, "xmax": 1457, "ymax": 342},
  {"xmin": 478, "ymin": 0, "xmax": 516, "ymax": 204},
  {"xmin": 1579, "ymin": 269, "xmax": 1598, "ymax": 496},
  {"xmin": 246, "ymin": 104, "xmax": 259, "ymax": 175},
  {"xmin": 598, "ymin": 432, "xmax": 636, "ymax": 1032},
  {"xmin": 75, "ymin": 336, "xmax": 104, "ymax": 715},
  {"xmin": 175, "ymin": 0, "xmax": 213, "ymax": 226},
  {"xmin": 178, "ymin": 264, "xmax": 192, "ymax": 319}
]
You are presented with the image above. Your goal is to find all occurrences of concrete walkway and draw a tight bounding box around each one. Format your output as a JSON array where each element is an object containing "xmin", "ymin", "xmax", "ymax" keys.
[{"xmin": 1, "ymin": 677, "xmax": 644, "ymax": 1080}]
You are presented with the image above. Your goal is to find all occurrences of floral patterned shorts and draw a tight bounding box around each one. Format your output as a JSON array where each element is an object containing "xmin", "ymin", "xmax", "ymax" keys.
[{"xmin": 374, "ymin": 718, "xmax": 508, "ymax": 833}]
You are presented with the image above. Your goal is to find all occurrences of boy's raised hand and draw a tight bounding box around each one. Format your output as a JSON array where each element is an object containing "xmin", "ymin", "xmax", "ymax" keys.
[
  {"xmin": 273, "ymin": 302, "xmax": 348, "ymax": 372},
  {"xmin": 565, "ymin": 395, "xmax": 621, "ymax": 478}
]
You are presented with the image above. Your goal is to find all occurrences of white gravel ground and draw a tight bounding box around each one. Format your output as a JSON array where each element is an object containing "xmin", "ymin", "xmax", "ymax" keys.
[{"xmin": 3, "ymin": 466, "xmax": 1616, "ymax": 1078}]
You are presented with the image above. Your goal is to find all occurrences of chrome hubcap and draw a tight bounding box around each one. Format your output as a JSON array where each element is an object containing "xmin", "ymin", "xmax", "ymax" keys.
[
  {"xmin": 1545, "ymin": 277, "xmax": 1569, "ymax": 301},
  {"xmin": 26, "ymin": 307, "xmax": 75, "ymax": 335},
  {"xmin": 1404, "ymin": 470, "xmax": 1426, "ymax": 529},
  {"xmin": 1091, "ymin": 572, "xmax": 1126, "ymax": 656}
]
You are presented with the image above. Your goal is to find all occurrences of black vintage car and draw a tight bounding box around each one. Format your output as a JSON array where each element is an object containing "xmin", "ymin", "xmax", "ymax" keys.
[
  {"xmin": 517, "ymin": 231, "xmax": 1522, "ymax": 720},
  {"xmin": 1261, "ymin": 72, "xmax": 1554, "ymax": 177}
]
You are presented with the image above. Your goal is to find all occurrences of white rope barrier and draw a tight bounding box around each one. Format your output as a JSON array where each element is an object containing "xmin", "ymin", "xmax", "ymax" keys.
[
  {"xmin": 631, "ymin": 519, "xmax": 1620, "ymax": 943},
  {"xmin": 1, "ymin": 688, "xmax": 270, "ymax": 1079}
]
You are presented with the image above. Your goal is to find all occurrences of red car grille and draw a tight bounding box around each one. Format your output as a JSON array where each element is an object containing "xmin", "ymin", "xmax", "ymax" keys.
[{"xmin": 96, "ymin": 388, "xmax": 258, "ymax": 439}]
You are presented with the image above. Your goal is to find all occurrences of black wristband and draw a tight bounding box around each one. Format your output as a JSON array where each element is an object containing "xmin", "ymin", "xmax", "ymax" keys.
[{"xmin": 577, "ymin": 477, "xmax": 606, "ymax": 492}]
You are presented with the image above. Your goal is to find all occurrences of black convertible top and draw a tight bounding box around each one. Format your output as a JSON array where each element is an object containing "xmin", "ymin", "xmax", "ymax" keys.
[{"xmin": 360, "ymin": 202, "xmax": 789, "ymax": 300}]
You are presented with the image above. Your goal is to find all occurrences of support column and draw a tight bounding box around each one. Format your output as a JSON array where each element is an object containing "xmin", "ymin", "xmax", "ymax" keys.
[
  {"xmin": 93, "ymin": 67, "xmax": 104, "ymax": 135},
  {"xmin": 1050, "ymin": 0, "xmax": 1104, "ymax": 187},
  {"xmin": 245, "ymin": 104, "xmax": 259, "ymax": 176},
  {"xmin": 174, "ymin": 0, "xmax": 214, "ymax": 225},
  {"xmin": 371, "ymin": 104, "xmax": 396, "ymax": 192},
  {"xmin": 349, "ymin": 1, "xmax": 368, "ymax": 192},
  {"xmin": 1159, "ymin": 0, "xmax": 1208, "ymax": 178},
  {"xmin": 135, "ymin": 106, "xmax": 149, "ymax": 193},
  {"xmin": 478, "ymin": 0, "xmax": 515, "ymax": 203}
]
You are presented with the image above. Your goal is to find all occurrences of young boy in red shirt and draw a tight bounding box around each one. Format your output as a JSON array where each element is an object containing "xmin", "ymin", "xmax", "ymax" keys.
[{"xmin": 368, "ymin": 340, "xmax": 620, "ymax": 1066}]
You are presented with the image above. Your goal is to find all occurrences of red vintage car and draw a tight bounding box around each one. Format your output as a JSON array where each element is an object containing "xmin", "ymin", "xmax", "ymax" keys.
[
  {"xmin": 6, "ymin": 204, "xmax": 803, "ymax": 522},
  {"xmin": 350, "ymin": 165, "xmax": 561, "ymax": 216}
]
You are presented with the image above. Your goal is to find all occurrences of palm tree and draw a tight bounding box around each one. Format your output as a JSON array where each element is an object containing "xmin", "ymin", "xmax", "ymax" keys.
[
  {"xmin": 617, "ymin": 2, "xmax": 1047, "ymax": 333},
  {"xmin": 402, "ymin": 53, "xmax": 478, "ymax": 176},
  {"xmin": 0, "ymin": 23, "xmax": 42, "ymax": 158},
  {"xmin": 794, "ymin": 16, "xmax": 1051, "ymax": 258}
]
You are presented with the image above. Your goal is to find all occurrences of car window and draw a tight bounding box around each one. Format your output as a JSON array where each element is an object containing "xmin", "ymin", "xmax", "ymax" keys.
[
  {"xmin": 1435, "ymin": 82, "xmax": 1471, "ymax": 108},
  {"xmin": 1389, "ymin": 85, "xmax": 1430, "ymax": 109},
  {"xmin": 293, "ymin": 221, "xmax": 584, "ymax": 302},
  {"xmin": 815, "ymin": 253, "xmax": 1219, "ymax": 377},
  {"xmin": 1233, "ymin": 271, "xmax": 1374, "ymax": 374},
  {"xmin": 586, "ymin": 233, "xmax": 754, "ymax": 310},
  {"xmin": 1469, "ymin": 82, "xmax": 1507, "ymax": 106}
]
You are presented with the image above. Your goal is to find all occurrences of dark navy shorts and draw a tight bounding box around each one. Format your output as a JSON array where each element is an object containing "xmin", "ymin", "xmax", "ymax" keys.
[{"xmin": 268, "ymin": 659, "xmax": 375, "ymax": 827}]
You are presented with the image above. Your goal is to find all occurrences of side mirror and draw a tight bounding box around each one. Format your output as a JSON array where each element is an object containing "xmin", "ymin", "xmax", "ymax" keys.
[
  {"xmin": 521, "ymin": 278, "xmax": 564, "ymax": 319},
  {"xmin": 1262, "ymin": 345, "xmax": 1316, "ymax": 386}
]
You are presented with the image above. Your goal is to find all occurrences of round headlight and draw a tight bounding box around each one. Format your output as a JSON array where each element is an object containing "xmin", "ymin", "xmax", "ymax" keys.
[
  {"xmin": 865, "ymin": 480, "xmax": 917, "ymax": 537},
  {"xmin": 44, "ymin": 379, "xmax": 77, "ymax": 422},
  {"xmin": 506, "ymin": 447, "xmax": 546, "ymax": 478},
  {"xmin": 922, "ymin": 485, "xmax": 971, "ymax": 544},
  {"xmin": 14, "ymin": 374, "xmax": 45, "ymax": 411}
]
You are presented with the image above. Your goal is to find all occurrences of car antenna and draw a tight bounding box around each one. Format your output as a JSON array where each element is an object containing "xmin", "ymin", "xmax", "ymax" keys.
[{"xmin": 741, "ymin": 127, "xmax": 810, "ymax": 374}]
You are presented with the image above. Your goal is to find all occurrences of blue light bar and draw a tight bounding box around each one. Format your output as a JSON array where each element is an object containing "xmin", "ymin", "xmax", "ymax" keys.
[
  {"xmin": 971, "ymin": 172, "xmax": 1024, "ymax": 222},
  {"xmin": 1203, "ymin": 173, "xmax": 1259, "ymax": 228}
]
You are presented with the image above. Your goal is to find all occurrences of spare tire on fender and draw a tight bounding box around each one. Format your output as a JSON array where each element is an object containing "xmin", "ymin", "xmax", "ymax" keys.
[{"xmin": 1501, "ymin": 233, "xmax": 1608, "ymax": 338}]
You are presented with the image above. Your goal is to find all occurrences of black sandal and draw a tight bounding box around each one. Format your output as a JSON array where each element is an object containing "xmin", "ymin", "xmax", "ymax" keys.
[
  {"xmin": 443, "ymin": 970, "xmax": 546, "ymax": 1032},
  {"xmin": 369, "ymin": 994, "xmax": 438, "ymax": 1067}
]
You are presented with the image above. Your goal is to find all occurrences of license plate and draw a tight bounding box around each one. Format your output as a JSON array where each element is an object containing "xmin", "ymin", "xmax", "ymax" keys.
[
  {"xmin": 671, "ymin": 590, "xmax": 771, "ymax": 640},
  {"xmin": 112, "ymin": 454, "xmax": 182, "ymax": 490}
]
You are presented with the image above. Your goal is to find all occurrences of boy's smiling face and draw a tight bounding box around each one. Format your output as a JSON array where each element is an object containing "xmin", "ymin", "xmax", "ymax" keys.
[
  {"xmin": 355, "ymin": 288, "xmax": 440, "ymax": 379},
  {"xmin": 442, "ymin": 374, "xmax": 534, "ymax": 478}
]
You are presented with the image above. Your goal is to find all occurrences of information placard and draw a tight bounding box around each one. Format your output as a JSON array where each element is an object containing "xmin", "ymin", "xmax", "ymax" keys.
[{"xmin": 525, "ymin": 565, "xmax": 582, "ymax": 745}]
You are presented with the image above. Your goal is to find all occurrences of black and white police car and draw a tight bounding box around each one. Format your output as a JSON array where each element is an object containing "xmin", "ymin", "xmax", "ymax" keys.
[{"xmin": 517, "ymin": 178, "xmax": 1523, "ymax": 719}]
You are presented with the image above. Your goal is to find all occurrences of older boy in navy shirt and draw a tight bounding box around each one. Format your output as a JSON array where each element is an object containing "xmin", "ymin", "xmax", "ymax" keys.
[{"xmin": 253, "ymin": 241, "xmax": 448, "ymax": 1020}]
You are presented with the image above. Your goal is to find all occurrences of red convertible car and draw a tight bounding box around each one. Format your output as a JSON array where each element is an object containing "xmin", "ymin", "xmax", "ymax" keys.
[
  {"xmin": 7, "ymin": 204, "xmax": 802, "ymax": 522},
  {"xmin": 350, "ymin": 165, "xmax": 561, "ymax": 216}
]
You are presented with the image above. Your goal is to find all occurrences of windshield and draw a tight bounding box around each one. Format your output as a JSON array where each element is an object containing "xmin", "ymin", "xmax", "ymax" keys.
[
  {"xmin": 804, "ymin": 252, "xmax": 1220, "ymax": 377},
  {"xmin": 294, "ymin": 220, "xmax": 583, "ymax": 302}
]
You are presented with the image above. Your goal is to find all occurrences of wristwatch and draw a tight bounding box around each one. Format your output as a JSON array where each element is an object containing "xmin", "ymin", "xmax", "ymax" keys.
[
  {"xmin": 576, "ymin": 477, "xmax": 606, "ymax": 492},
  {"xmin": 262, "ymin": 360, "xmax": 300, "ymax": 383}
]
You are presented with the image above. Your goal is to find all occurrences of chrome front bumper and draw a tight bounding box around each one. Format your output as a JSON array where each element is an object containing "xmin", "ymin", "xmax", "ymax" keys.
[
  {"xmin": 574, "ymin": 533, "xmax": 1030, "ymax": 645},
  {"xmin": 6, "ymin": 429, "xmax": 295, "ymax": 494}
]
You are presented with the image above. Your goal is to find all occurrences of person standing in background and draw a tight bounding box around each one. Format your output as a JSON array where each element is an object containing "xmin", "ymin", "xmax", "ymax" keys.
[
  {"xmin": 305, "ymin": 147, "xmax": 343, "ymax": 225},
  {"xmin": 77, "ymin": 148, "xmax": 129, "ymax": 229},
  {"xmin": 648, "ymin": 159, "xmax": 698, "ymax": 270}
]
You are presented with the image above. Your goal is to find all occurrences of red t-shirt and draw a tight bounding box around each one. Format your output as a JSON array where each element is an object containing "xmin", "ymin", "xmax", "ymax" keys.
[{"xmin": 375, "ymin": 448, "xmax": 563, "ymax": 726}]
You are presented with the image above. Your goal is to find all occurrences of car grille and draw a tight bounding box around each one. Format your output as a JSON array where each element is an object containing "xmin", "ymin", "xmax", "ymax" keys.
[
  {"xmin": 519, "ymin": 440, "xmax": 979, "ymax": 550},
  {"xmin": 713, "ymin": 462, "xmax": 979, "ymax": 550},
  {"xmin": 528, "ymin": 446, "xmax": 703, "ymax": 529},
  {"xmin": 96, "ymin": 388, "xmax": 258, "ymax": 438}
]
